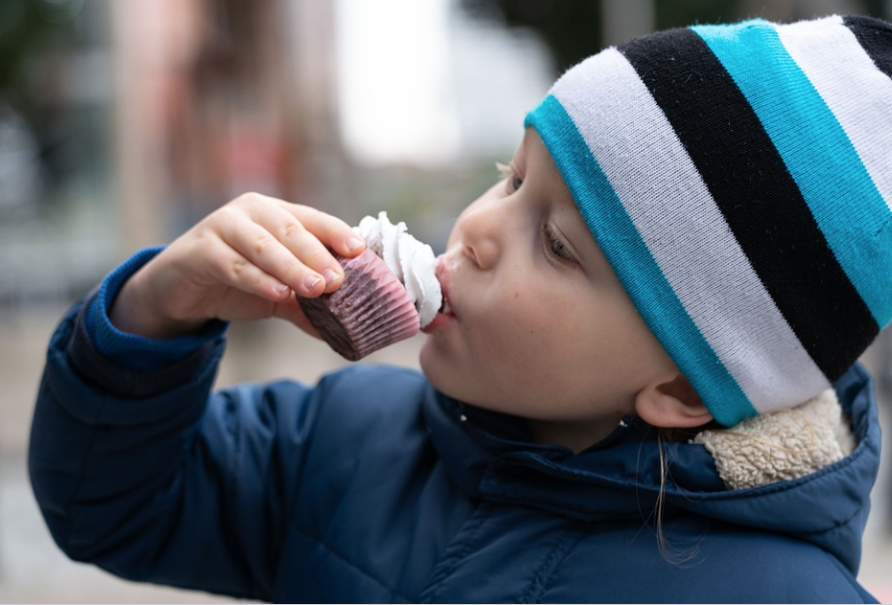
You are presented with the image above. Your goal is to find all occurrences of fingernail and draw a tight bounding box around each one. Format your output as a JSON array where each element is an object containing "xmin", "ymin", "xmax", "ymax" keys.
[
  {"xmin": 303, "ymin": 274, "xmax": 322, "ymax": 293},
  {"xmin": 274, "ymin": 282, "xmax": 290, "ymax": 294},
  {"xmin": 323, "ymin": 268, "xmax": 339, "ymax": 285},
  {"xmin": 346, "ymin": 236, "xmax": 363, "ymax": 251}
]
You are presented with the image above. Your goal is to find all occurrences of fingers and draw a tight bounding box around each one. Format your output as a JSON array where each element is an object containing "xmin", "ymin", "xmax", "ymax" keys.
[
  {"xmin": 285, "ymin": 203, "xmax": 366, "ymax": 258},
  {"xmin": 215, "ymin": 193, "xmax": 365, "ymax": 298},
  {"xmin": 118, "ymin": 194, "xmax": 365, "ymax": 336},
  {"xmin": 245, "ymin": 193, "xmax": 364, "ymax": 258},
  {"xmin": 197, "ymin": 233, "xmax": 297, "ymax": 303},
  {"xmin": 215, "ymin": 214, "xmax": 327, "ymax": 298}
]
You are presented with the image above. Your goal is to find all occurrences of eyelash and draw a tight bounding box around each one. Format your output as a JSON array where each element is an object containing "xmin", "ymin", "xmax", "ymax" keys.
[
  {"xmin": 497, "ymin": 162, "xmax": 576, "ymax": 266},
  {"xmin": 543, "ymin": 224, "xmax": 577, "ymax": 265},
  {"xmin": 496, "ymin": 161, "xmax": 523, "ymax": 194}
]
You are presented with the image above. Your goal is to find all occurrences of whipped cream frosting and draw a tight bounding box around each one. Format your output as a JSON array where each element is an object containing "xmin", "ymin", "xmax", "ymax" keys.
[{"xmin": 354, "ymin": 211, "xmax": 442, "ymax": 327}]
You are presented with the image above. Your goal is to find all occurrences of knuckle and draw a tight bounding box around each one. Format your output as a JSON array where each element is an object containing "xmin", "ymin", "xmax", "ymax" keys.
[
  {"xmin": 228, "ymin": 256, "xmax": 249, "ymax": 279},
  {"xmin": 211, "ymin": 204, "xmax": 241, "ymax": 224},
  {"xmin": 234, "ymin": 191, "xmax": 263, "ymax": 206},
  {"xmin": 252, "ymin": 234, "xmax": 274, "ymax": 256},
  {"xmin": 282, "ymin": 219, "xmax": 305, "ymax": 240},
  {"xmin": 190, "ymin": 221, "xmax": 214, "ymax": 242}
]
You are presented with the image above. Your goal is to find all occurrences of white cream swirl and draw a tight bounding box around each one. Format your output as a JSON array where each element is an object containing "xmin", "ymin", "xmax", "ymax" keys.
[{"xmin": 354, "ymin": 211, "xmax": 442, "ymax": 328}]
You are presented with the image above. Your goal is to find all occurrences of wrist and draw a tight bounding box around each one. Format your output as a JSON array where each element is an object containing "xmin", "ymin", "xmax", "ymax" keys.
[
  {"xmin": 109, "ymin": 274, "xmax": 206, "ymax": 340},
  {"xmin": 85, "ymin": 247, "xmax": 229, "ymax": 370}
]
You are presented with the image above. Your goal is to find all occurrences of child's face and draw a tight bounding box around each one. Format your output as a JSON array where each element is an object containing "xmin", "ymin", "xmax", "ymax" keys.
[{"xmin": 420, "ymin": 128, "xmax": 678, "ymax": 449}]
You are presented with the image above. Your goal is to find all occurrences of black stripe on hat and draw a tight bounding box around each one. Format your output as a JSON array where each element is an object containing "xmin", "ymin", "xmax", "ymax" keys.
[
  {"xmin": 844, "ymin": 15, "xmax": 892, "ymax": 81},
  {"xmin": 618, "ymin": 27, "xmax": 878, "ymax": 380}
]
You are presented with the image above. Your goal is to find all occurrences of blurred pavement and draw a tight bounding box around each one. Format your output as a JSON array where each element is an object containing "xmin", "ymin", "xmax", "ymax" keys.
[{"xmin": 2, "ymin": 306, "xmax": 892, "ymax": 603}]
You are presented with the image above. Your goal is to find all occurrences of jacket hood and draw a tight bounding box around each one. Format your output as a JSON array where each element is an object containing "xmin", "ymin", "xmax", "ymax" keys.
[{"xmin": 424, "ymin": 363, "xmax": 880, "ymax": 575}]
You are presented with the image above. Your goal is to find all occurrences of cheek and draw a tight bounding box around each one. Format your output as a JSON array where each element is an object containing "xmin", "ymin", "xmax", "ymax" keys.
[
  {"xmin": 471, "ymin": 288, "xmax": 593, "ymax": 386},
  {"xmin": 419, "ymin": 285, "xmax": 555, "ymax": 399},
  {"xmin": 492, "ymin": 288, "xmax": 652, "ymax": 387}
]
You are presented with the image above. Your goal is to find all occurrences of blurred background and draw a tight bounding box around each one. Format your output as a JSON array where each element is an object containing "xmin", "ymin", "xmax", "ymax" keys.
[{"xmin": 2, "ymin": 0, "xmax": 892, "ymax": 602}]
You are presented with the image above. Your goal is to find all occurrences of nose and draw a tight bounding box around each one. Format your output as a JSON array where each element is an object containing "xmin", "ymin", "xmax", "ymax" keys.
[{"xmin": 454, "ymin": 194, "xmax": 505, "ymax": 271}]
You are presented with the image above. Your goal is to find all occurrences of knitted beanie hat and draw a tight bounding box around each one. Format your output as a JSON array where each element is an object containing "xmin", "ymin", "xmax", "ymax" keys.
[{"xmin": 525, "ymin": 14, "xmax": 892, "ymax": 426}]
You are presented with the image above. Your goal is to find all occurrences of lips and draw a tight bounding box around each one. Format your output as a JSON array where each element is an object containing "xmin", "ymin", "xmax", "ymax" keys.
[
  {"xmin": 435, "ymin": 257, "xmax": 450, "ymax": 308},
  {"xmin": 420, "ymin": 255, "xmax": 457, "ymax": 334}
]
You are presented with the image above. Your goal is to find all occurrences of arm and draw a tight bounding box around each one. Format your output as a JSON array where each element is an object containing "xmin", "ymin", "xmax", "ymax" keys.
[
  {"xmin": 29, "ymin": 194, "xmax": 365, "ymax": 599},
  {"xmin": 30, "ymin": 296, "xmax": 332, "ymax": 599}
]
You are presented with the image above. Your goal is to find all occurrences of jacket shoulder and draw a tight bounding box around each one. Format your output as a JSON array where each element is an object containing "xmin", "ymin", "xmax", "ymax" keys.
[{"xmin": 307, "ymin": 364, "xmax": 429, "ymax": 425}]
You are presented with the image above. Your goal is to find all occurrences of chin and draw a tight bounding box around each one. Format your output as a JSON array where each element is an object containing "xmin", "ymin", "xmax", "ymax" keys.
[
  {"xmin": 418, "ymin": 339, "xmax": 444, "ymax": 388},
  {"xmin": 419, "ymin": 339, "xmax": 464, "ymax": 400}
]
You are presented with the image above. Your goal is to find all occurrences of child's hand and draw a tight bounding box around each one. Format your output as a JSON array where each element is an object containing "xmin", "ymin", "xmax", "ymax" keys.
[{"xmin": 109, "ymin": 193, "xmax": 365, "ymax": 339}]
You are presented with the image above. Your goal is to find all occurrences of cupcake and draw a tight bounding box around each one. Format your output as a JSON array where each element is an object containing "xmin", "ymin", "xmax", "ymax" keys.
[{"xmin": 298, "ymin": 212, "xmax": 441, "ymax": 360}]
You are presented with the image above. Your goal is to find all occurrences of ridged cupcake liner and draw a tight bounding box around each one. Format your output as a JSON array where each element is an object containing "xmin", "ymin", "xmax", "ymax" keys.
[{"xmin": 298, "ymin": 249, "xmax": 421, "ymax": 361}]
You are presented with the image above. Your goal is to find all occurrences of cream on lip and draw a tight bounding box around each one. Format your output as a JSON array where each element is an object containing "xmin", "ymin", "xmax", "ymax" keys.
[
  {"xmin": 434, "ymin": 254, "xmax": 457, "ymax": 317},
  {"xmin": 419, "ymin": 255, "xmax": 457, "ymax": 335}
]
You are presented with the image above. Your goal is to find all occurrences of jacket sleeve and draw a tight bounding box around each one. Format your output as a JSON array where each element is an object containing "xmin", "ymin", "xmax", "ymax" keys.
[{"xmin": 29, "ymin": 295, "xmax": 326, "ymax": 601}]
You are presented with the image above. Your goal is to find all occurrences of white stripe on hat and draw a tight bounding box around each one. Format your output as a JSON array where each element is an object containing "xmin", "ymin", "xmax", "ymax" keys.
[
  {"xmin": 550, "ymin": 47, "xmax": 830, "ymax": 412},
  {"xmin": 777, "ymin": 15, "xmax": 892, "ymax": 213}
]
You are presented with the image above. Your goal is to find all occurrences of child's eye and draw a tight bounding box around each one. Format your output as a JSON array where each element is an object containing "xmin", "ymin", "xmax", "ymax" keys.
[
  {"xmin": 543, "ymin": 225, "xmax": 577, "ymax": 265},
  {"xmin": 496, "ymin": 161, "xmax": 523, "ymax": 194}
]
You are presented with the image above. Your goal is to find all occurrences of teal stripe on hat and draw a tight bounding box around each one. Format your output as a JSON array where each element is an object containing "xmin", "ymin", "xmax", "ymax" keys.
[
  {"xmin": 693, "ymin": 20, "xmax": 892, "ymax": 328},
  {"xmin": 525, "ymin": 94, "xmax": 757, "ymax": 426}
]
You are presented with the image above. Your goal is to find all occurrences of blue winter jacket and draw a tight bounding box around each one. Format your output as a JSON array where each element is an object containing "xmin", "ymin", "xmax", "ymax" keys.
[{"xmin": 30, "ymin": 268, "xmax": 881, "ymax": 602}]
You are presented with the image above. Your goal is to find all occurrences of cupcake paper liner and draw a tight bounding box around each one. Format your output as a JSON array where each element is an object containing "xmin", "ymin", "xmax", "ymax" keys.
[{"xmin": 298, "ymin": 249, "xmax": 421, "ymax": 361}]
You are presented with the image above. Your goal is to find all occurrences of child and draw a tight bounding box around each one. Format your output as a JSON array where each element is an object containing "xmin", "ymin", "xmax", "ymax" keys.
[{"xmin": 29, "ymin": 14, "xmax": 891, "ymax": 603}]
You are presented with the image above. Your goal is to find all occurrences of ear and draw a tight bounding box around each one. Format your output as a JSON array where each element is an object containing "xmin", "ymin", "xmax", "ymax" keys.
[{"xmin": 634, "ymin": 374, "xmax": 713, "ymax": 429}]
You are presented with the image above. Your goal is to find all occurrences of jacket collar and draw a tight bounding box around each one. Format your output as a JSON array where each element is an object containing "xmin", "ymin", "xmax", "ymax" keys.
[{"xmin": 423, "ymin": 363, "xmax": 880, "ymax": 573}]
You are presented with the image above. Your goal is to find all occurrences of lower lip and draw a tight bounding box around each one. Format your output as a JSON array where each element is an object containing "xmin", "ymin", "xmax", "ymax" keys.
[{"xmin": 421, "ymin": 310, "xmax": 456, "ymax": 334}]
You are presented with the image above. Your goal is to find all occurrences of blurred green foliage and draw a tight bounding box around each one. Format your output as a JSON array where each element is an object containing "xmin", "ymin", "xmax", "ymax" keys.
[
  {"xmin": 0, "ymin": 0, "xmax": 81, "ymax": 114},
  {"xmin": 460, "ymin": 0, "xmax": 604, "ymax": 74},
  {"xmin": 0, "ymin": 0, "xmax": 89, "ymax": 205},
  {"xmin": 460, "ymin": 0, "xmax": 887, "ymax": 74},
  {"xmin": 460, "ymin": 0, "xmax": 740, "ymax": 73},
  {"xmin": 655, "ymin": 0, "xmax": 741, "ymax": 28}
]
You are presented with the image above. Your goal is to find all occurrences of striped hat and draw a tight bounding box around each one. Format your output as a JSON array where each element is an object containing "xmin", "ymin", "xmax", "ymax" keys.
[{"xmin": 525, "ymin": 15, "xmax": 892, "ymax": 426}]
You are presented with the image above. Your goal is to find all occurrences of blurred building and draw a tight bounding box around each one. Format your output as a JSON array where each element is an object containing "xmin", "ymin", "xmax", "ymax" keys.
[
  {"xmin": 0, "ymin": 0, "xmax": 348, "ymax": 312},
  {"xmin": 110, "ymin": 0, "xmax": 338, "ymax": 246},
  {"xmin": 109, "ymin": 0, "xmax": 554, "ymax": 254},
  {"xmin": 0, "ymin": 0, "xmax": 554, "ymax": 308}
]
